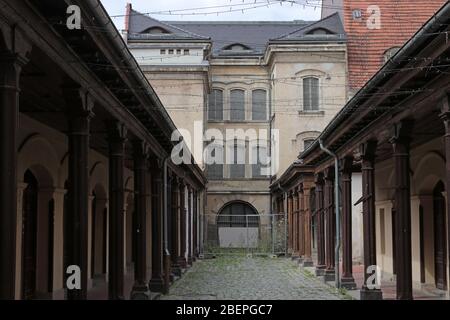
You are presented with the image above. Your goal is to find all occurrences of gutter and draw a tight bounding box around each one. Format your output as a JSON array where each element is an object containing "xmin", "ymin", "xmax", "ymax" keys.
[{"xmin": 319, "ymin": 140, "xmax": 341, "ymax": 289}]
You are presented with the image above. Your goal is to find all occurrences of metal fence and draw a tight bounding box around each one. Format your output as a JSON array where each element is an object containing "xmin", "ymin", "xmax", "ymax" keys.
[{"xmin": 202, "ymin": 213, "xmax": 287, "ymax": 256}]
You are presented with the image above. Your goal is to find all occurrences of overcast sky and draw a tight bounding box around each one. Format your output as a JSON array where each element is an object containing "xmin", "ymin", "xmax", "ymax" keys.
[{"xmin": 100, "ymin": 0, "xmax": 323, "ymax": 31}]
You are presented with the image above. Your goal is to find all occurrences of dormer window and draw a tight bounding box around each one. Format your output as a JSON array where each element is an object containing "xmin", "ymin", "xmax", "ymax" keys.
[
  {"xmin": 384, "ymin": 47, "xmax": 401, "ymax": 63},
  {"xmin": 307, "ymin": 28, "xmax": 333, "ymax": 35},
  {"xmin": 223, "ymin": 43, "xmax": 251, "ymax": 51},
  {"xmin": 142, "ymin": 26, "xmax": 170, "ymax": 34}
]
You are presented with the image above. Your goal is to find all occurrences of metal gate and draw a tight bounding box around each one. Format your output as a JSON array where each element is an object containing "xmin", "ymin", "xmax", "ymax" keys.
[{"xmin": 202, "ymin": 213, "xmax": 287, "ymax": 256}]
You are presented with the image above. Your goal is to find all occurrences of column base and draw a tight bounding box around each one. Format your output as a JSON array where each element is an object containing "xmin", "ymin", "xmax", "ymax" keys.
[
  {"xmin": 302, "ymin": 258, "xmax": 314, "ymax": 267},
  {"xmin": 187, "ymin": 256, "xmax": 193, "ymax": 266},
  {"xmin": 360, "ymin": 287, "xmax": 383, "ymax": 300},
  {"xmin": 323, "ymin": 269, "xmax": 335, "ymax": 282},
  {"xmin": 315, "ymin": 265, "xmax": 326, "ymax": 276},
  {"xmin": 171, "ymin": 263, "xmax": 182, "ymax": 277},
  {"xmin": 291, "ymin": 255, "xmax": 300, "ymax": 261},
  {"xmin": 130, "ymin": 284, "xmax": 151, "ymax": 300},
  {"xmin": 177, "ymin": 256, "xmax": 187, "ymax": 269},
  {"xmin": 149, "ymin": 276, "xmax": 164, "ymax": 293},
  {"xmin": 340, "ymin": 277, "xmax": 357, "ymax": 290}
]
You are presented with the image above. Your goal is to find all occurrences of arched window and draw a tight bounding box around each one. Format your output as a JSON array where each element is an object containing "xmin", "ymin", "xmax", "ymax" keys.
[
  {"xmin": 252, "ymin": 89, "xmax": 267, "ymax": 120},
  {"xmin": 208, "ymin": 89, "xmax": 224, "ymax": 121},
  {"xmin": 217, "ymin": 202, "xmax": 259, "ymax": 227},
  {"xmin": 384, "ymin": 47, "xmax": 401, "ymax": 63},
  {"xmin": 230, "ymin": 89, "xmax": 245, "ymax": 121},
  {"xmin": 307, "ymin": 28, "xmax": 333, "ymax": 35},
  {"xmin": 303, "ymin": 77, "xmax": 319, "ymax": 111}
]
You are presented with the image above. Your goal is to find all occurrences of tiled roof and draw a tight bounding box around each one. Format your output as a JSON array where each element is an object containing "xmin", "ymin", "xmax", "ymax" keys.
[
  {"xmin": 342, "ymin": 0, "xmax": 447, "ymax": 91},
  {"xmin": 126, "ymin": 6, "xmax": 346, "ymax": 57}
]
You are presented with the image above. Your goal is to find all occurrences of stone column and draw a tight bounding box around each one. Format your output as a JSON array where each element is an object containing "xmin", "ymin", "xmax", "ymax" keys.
[
  {"xmin": 149, "ymin": 157, "xmax": 164, "ymax": 292},
  {"xmin": 340, "ymin": 156, "xmax": 356, "ymax": 289},
  {"xmin": 439, "ymin": 94, "xmax": 450, "ymax": 297},
  {"xmin": 323, "ymin": 167, "xmax": 335, "ymax": 282},
  {"xmin": 360, "ymin": 140, "xmax": 383, "ymax": 300},
  {"xmin": 187, "ymin": 186, "xmax": 192, "ymax": 265},
  {"xmin": 292, "ymin": 188, "xmax": 299, "ymax": 258},
  {"xmin": 107, "ymin": 122, "xmax": 127, "ymax": 300},
  {"xmin": 171, "ymin": 177, "xmax": 181, "ymax": 276},
  {"xmin": 288, "ymin": 191, "xmax": 294, "ymax": 254},
  {"xmin": 390, "ymin": 122, "xmax": 413, "ymax": 300},
  {"xmin": 298, "ymin": 185, "xmax": 305, "ymax": 260},
  {"xmin": 177, "ymin": 179, "xmax": 187, "ymax": 268},
  {"xmin": 65, "ymin": 89, "xmax": 93, "ymax": 300},
  {"xmin": 193, "ymin": 190, "xmax": 198, "ymax": 260},
  {"xmin": 130, "ymin": 141, "xmax": 150, "ymax": 299},
  {"xmin": 314, "ymin": 173, "xmax": 326, "ymax": 275},
  {"xmin": 0, "ymin": 34, "xmax": 30, "ymax": 299},
  {"xmin": 303, "ymin": 183, "xmax": 314, "ymax": 267}
]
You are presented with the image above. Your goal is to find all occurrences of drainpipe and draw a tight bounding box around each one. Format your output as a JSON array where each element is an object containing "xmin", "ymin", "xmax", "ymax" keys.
[
  {"xmin": 319, "ymin": 140, "xmax": 341, "ymax": 289},
  {"xmin": 278, "ymin": 183, "xmax": 288, "ymax": 257},
  {"xmin": 162, "ymin": 156, "xmax": 171, "ymax": 294}
]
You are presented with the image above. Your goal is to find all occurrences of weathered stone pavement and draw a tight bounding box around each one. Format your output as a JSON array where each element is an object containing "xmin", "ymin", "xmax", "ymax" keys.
[{"xmin": 161, "ymin": 256, "xmax": 350, "ymax": 300}]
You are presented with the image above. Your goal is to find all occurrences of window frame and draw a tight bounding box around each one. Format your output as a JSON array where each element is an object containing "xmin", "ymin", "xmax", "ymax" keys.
[{"xmin": 302, "ymin": 76, "xmax": 320, "ymax": 112}]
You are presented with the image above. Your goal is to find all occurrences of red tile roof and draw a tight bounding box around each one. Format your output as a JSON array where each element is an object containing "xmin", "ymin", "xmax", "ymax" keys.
[{"xmin": 341, "ymin": 0, "xmax": 447, "ymax": 91}]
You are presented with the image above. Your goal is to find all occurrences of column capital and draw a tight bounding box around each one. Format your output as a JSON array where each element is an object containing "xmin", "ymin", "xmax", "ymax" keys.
[
  {"xmin": 314, "ymin": 172, "xmax": 324, "ymax": 185},
  {"xmin": 107, "ymin": 121, "xmax": 128, "ymax": 142},
  {"xmin": 389, "ymin": 120, "xmax": 413, "ymax": 146},
  {"xmin": 323, "ymin": 166, "xmax": 334, "ymax": 181},
  {"xmin": 360, "ymin": 140, "xmax": 378, "ymax": 161},
  {"xmin": 339, "ymin": 155, "xmax": 354, "ymax": 174},
  {"xmin": 133, "ymin": 140, "xmax": 150, "ymax": 159}
]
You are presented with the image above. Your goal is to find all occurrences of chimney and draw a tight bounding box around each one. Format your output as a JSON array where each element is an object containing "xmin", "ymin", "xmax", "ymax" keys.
[{"xmin": 124, "ymin": 3, "xmax": 132, "ymax": 32}]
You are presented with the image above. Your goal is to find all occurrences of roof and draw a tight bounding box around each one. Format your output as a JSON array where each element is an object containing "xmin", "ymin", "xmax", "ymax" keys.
[
  {"xmin": 126, "ymin": 6, "xmax": 346, "ymax": 57},
  {"xmin": 270, "ymin": 13, "xmax": 346, "ymax": 42}
]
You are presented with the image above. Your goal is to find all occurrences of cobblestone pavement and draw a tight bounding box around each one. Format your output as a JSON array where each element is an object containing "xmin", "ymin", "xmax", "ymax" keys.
[{"xmin": 161, "ymin": 256, "xmax": 350, "ymax": 300}]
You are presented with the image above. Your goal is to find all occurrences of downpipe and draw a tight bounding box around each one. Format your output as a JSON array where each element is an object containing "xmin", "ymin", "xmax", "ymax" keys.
[
  {"xmin": 163, "ymin": 156, "xmax": 171, "ymax": 294},
  {"xmin": 319, "ymin": 140, "xmax": 341, "ymax": 289}
]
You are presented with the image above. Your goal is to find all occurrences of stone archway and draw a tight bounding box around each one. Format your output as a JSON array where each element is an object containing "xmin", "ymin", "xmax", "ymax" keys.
[{"xmin": 216, "ymin": 201, "xmax": 260, "ymax": 248}]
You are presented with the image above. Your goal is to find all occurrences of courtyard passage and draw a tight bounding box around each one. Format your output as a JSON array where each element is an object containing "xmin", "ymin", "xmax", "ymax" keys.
[{"xmin": 162, "ymin": 256, "xmax": 350, "ymax": 300}]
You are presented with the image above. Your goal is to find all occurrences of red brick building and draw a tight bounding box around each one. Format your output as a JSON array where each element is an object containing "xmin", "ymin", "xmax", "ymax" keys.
[{"xmin": 322, "ymin": 0, "xmax": 447, "ymax": 93}]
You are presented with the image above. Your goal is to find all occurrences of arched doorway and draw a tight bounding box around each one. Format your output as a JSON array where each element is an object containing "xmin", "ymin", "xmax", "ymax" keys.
[
  {"xmin": 433, "ymin": 181, "xmax": 447, "ymax": 290},
  {"xmin": 217, "ymin": 201, "xmax": 259, "ymax": 248},
  {"xmin": 22, "ymin": 170, "xmax": 38, "ymax": 299}
]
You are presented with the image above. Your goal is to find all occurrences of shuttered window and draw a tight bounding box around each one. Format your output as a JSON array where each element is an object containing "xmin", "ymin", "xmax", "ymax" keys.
[
  {"xmin": 230, "ymin": 89, "xmax": 245, "ymax": 121},
  {"xmin": 252, "ymin": 89, "xmax": 267, "ymax": 120},
  {"xmin": 208, "ymin": 89, "xmax": 223, "ymax": 121},
  {"xmin": 303, "ymin": 77, "xmax": 319, "ymax": 111}
]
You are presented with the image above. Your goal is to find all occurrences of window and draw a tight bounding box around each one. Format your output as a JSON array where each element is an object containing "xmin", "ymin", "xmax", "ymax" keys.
[
  {"xmin": 307, "ymin": 28, "xmax": 332, "ymax": 35},
  {"xmin": 303, "ymin": 77, "xmax": 319, "ymax": 111},
  {"xmin": 303, "ymin": 139, "xmax": 315, "ymax": 150},
  {"xmin": 230, "ymin": 89, "xmax": 245, "ymax": 121},
  {"xmin": 206, "ymin": 146, "xmax": 223, "ymax": 180},
  {"xmin": 252, "ymin": 144, "xmax": 268, "ymax": 178},
  {"xmin": 229, "ymin": 140, "xmax": 245, "ymax": 179},
  {"xmin": 176, "ymin": 49, "xmax": 181, "ymax": 55},
  {"xmin": 352, "ymin": 9, "xmax": 362, "ymax": 19},
  {"xmin": 208, "ymin": 89, "xmax": 223, "ymax": 121},
  {"xmin": 160, "ymin": 49, "xmax": 166, "ymax": 55},
  {"xmin": 252, "ymin": 89, "xmax": 267, "ymax": 120},
  {"xmin": 168, "ymin": 49, "xmax": 174, "ymax": 55},
  {"xmin": 183, "ymin": 49, "xmax": 190, "ymax": 55}
]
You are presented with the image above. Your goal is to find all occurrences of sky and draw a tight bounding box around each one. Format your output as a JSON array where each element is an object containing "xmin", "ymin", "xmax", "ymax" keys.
[{"xmin": 100, "ymin": 0, "xmax": 323, "ymax": 31}]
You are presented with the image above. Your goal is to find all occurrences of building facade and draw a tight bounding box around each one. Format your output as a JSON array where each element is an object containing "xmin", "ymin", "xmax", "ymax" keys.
[
  {"xmin": 125, "ymin": 5, "xmax": 348, "ymax": 251},
  {"xmin": 272, "ymin": 2, "xmax": 450, "ymax": 299},
  {"xmin": 0, "ymin": 0, "xmax": 205, "ymax": 300}
]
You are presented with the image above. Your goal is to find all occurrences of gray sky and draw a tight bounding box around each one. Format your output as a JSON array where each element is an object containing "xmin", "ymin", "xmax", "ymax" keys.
[{"xmin": 100, "ymin": 0, "xmax": 322, "ymax": 31}]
